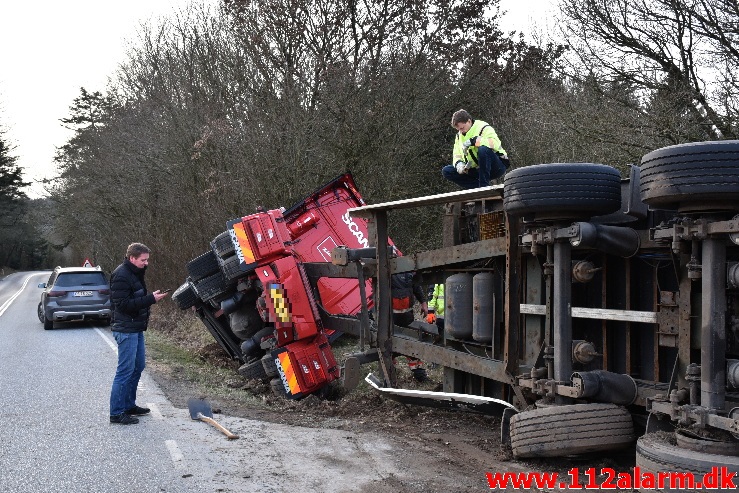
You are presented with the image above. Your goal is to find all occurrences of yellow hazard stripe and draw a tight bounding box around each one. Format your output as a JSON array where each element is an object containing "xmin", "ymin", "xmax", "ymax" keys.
[
  {"xmin": 234, "ymin": 222, "xmax": 256, "ymax": 264},
  {"xmin": 278, "ymin": 352, "xmax": 301, "ymax": 394}
]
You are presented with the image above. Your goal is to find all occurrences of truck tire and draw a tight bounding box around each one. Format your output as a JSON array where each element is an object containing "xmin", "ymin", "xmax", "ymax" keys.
[
  {"xmin": 509, "ymin": 403, "xmax": 635, "ymax": 458},
  {"xmin": 230, "ymin": 304, "xmax": 264, "ymax": 341},
  {"xmin": 640, "ymin": 140, "xmax": 739, "ymax": 212},
  {"xmin": 503, "ymin": 163, "xmax": 622, "ymax": 220},
  {"xmin": 270, "ymin": 377, "xmax": 289, "ymax": 398},
  {"xmin": 262, "ymin": 353, "xmax": 278, "ymax": 378},
  {"xmin": 221, "ymin": 254, "xmax": 246, "ymax": 282},
  {"xmin": 172, "ymin": 280, "xmax": 198, "ymax": 310},
  {"xmin": 635, "ymin": 432, "xmax": 739, "ymax": 492},
  {"xmin": 238, "ymin": 359, "xmax": 267, "ymax": 381},
  {"xmin": 187, "ymin": 251, "xmax": 220, "ymax": 282},
  {"xmin": 193, "ymin": 271, "xmax": 228, "ymax": 302},
  {"xmin": 211, "ymin": 230, "xmax": 235, "ymax": 258}
]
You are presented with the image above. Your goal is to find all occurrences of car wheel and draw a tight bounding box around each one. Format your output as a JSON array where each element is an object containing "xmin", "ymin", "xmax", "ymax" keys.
[
  {"xmin": 211, "ymin": 231, "xmax": 236, "ymax": 258},
  {"xmin": 640, "ymin": 140, "xmax": 739, "ymax": 212},
  {"xmin": 37, "ymin": 302, "xmax": 45, "ymax": 323},
  {"xmin": 509, "ymin": 403, "xmax": 635, "ymax": 458},
  {"xmin": 172, "ymin": 280, "xmax": 198, "ymax": 310},
  {"xmin": 635, "ymin": 432, "xmax": 739, "ymax": 492},
  {"xmin": 187, "ymin": 251, "xmax": 220, "ymax": 282},
  {"xmin": 503, "ymin": 163, "xmax": 622, "ymax": 220},
  {"xmin": 238, "ymin": 358, "xmax": 268, "ymax": 381}
]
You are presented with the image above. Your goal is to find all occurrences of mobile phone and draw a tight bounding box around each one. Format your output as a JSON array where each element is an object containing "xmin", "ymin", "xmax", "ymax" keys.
[{"xmin": 162, "ymin": 289, "xmax": 172, "ymax": 294}]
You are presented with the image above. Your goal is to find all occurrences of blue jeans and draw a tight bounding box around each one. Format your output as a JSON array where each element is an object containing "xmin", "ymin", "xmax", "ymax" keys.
[
  {"xmin": 442, "ymin": 146, "xmax": 506, "ymax": 189},
  {"xmin": 109, "ymin": 331, "xmax": 146, "ymax": 416}
]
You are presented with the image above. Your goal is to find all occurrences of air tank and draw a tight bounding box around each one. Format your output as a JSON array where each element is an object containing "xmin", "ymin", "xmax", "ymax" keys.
[
  {"xmin": 445, "ymin": 273, "xmax": 473, "ymax": 339},
  {"xmin": 472, "ymin": 272, "xmax": 495, "ymax": 343}
]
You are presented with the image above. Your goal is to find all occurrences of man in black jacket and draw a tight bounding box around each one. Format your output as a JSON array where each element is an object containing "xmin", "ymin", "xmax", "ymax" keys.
[{"xmin": 109, "ymin": 243, "xmax": 168, "ymax": 425}]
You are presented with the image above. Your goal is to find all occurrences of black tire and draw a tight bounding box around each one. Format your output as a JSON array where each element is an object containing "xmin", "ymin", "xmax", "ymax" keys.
[
  {"xmin": 172, "ymin": 280, "xmax": 198, "ymax": 310},
  {"xmin": 193, "ymin": 271, "xmax": 228, "ymax": 302},
  {"xmin": 640, "ymin": 140, "xmax": 739, "ymax": 212},
  {"xmin": 211, "ymin": 231, "xmax": 236, "ymax": 258},
  {"xmin": 221, "ymin": 255, "xmax": 245, "ymax": 281},
  {"xmin": 187, "ymin": 251, "xmax": 220, "ymax": 282},
  {"xmin": 509, "ymin": 403, "xmax": 635, "ymax": 458},
  {"xmin": 262, "ymin": 353, "xmax": 278, "ymax": 378},
  {"xmin": 635, "ymin": 432, "xmax": 739, "ymax": 492},
  {"xmin": 37, "ymin": 302, "xmax": 45, "ymax": 323},
  {"xmin": 270, "ymin": 377, "xmax": 289, "ymax": 398},
  {"xmin": 503, "ymin": 163, "xmax": 622, "ymax": 220},
  {"xmin": 238, "ymin": 359, "xmax": 267, "ymax": 381}
]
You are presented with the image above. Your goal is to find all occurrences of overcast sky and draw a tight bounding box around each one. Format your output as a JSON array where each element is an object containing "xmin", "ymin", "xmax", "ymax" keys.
[{"xmin": 0, "ymin": 0, "xmax": 554, "ymax": 198}]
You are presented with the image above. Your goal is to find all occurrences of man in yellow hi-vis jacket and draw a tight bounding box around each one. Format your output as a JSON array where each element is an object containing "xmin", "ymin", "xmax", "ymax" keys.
[{"xmin": 442, "ymin": 109, "xmax": 509, "ymax": 189}]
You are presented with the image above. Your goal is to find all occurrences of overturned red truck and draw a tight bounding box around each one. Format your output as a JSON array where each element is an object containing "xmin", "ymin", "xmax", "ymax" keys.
[
  {"xmin": 173, "ymin": 174, "xmax": 373, "ymax": 398},
  {"xmin": 175, "ymin": 141, "xmax": 739, "ymax": 483}
]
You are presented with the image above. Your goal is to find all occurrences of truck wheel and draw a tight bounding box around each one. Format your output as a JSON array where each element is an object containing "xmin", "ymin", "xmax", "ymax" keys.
[
  {"xmin": 640, "ymin": 140, "xmax": 739, "ymax": 212},
  {"xmin": 221, "ymin": 255, "xmax": 246, "ymax": 282},
  {"xmin": 193, "ymin": 272, "xmax": 228, "ymax": 302},
  {"xmin": 262, "ymin": 353, "xmax": 278, "ymax": 377},
  {"xmin": 172, "ymin": 280, "xmax": 198, "ymax": 310},
  {"xmin": 230, "ymin": 305, "xmax": 264, "ymax": 341},
  {"xmin": 270, "ymin": 377, "xmax": 288, "ymax": 398},
  {"xmin": 635, "ymin": 432, "xmax": 739, "ymax": 492},
  {"xmin": 509, "ymin": 403, "xmax": 635, "ymax": 458},
  {"xmin": 187, "ymin": 251, "xmax": 220, "ymax": 282},
  {"xmin": 503, "ymin": 163, "xmax": 622, "ymax": 220},
  {"xmin": 238, "ymin": 359, "xmax": 267, "ymax": 381},
  {"xmin": 211, "ymin": 231, "xmax": 236, "ymax": 258}
]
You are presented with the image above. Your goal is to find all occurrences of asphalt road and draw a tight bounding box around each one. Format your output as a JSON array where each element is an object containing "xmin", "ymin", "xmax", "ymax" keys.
[{"xmin": 0, "ymin": 271, "xmax": 439, "ymax": 493}]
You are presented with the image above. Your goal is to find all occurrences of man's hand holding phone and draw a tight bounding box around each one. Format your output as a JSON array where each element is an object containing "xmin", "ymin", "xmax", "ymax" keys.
[{"xmin": 153, "ymin": 289, "xmax": 171, "ymax": 302}]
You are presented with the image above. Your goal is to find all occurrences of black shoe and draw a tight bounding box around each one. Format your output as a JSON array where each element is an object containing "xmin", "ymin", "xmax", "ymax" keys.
[
  {"xmin": 125, "ymin": 405, "xmax": 151, "ymax": 416},
  {"xmin": 110, "ymin": 414, "xmax": 139, "ymax": 425}
]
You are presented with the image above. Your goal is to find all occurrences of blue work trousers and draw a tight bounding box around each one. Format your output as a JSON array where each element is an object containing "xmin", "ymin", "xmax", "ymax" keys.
[{"xmin": 109, "ymin": 331, "xmax": 146, "ymax": 416}]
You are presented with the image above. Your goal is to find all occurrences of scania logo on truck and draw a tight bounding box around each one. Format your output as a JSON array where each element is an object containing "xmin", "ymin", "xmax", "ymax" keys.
[{"xmin": 342, "ymin": 211, "xmax": 368, "ymax": 248}]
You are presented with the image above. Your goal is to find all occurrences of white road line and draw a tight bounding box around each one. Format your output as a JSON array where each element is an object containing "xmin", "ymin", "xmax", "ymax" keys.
[
  {"xmin": 165, "ymin": 439, "xmax": 184, "ymax": 465},
  {"xmin": 95, "ymin": 328, "xmax": 118, "ymax": 354},
  {"xmin": 148, "ymin": 402, "xmax": 164, "ymax": 420},
  {"xmin": 0, "ymin": 275, "xmax": 34, "ymax": 318}
]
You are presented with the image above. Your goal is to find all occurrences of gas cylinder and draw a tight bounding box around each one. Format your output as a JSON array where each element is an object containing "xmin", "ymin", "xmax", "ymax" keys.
[
  {"xmin": 445, "ymin": 273, "xmax": 473, "ymax": 339},
  {"xmin": 472, "ymin": 272, "xmax": 495, "ymax": 343}
]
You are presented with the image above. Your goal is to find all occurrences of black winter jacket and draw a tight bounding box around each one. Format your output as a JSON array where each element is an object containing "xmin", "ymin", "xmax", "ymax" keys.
[{"xmin": 110, "ymin": 259, "xmax": 155, "ymax": 333}]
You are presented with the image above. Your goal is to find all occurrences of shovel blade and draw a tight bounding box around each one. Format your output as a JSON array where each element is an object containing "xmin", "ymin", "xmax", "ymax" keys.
[{"xmin": 187, "ymin": 397, "xmax": 213, "ymax": 420}]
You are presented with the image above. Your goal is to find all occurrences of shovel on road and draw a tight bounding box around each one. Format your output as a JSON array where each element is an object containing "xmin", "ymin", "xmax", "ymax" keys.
[{"xmin": 187, "ymin": 398, "xmax": 240, "ymax": 440}]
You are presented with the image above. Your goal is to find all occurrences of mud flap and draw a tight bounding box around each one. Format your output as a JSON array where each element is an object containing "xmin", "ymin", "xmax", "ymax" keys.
[
  {"xmin": 365, "ymin": 373, "xmax": 518, "ymax": 416},
  {"xmin": 342, "ymin": 356, "xmax": 361, "ymax": 390},
  {"xmin": 500, "ymin": 407, "xmax": 517, "ymax": 445}
]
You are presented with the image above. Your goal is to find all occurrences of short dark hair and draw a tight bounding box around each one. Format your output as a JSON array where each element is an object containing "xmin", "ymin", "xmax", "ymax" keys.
[
  {"xmin": 126, "ymin": 242, "xmax": 151, "ymax": 259},
  {"xmin": 451, "ymin": 109, "xmax": 473, "ymax": 127}
]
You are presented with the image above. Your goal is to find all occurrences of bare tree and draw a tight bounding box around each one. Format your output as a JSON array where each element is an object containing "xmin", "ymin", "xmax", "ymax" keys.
[{"xmin": 559, "ymin": 0, "xmax": 738, "ymax": 140}]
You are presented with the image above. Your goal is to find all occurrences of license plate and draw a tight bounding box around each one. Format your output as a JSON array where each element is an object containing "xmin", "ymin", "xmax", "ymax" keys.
[{"xmin": 73, "ymin": 291, "xmax": 93, "ymax": 297}]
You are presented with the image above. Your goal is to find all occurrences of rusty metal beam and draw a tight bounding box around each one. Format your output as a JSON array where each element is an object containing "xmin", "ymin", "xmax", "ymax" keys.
[{"xmin": 392, "ymin": 335, "xmax": 515, "ymax": 385}]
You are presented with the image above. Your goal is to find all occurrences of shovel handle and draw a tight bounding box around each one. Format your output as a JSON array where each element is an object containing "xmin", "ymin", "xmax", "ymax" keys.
[{"xmin": 198, "ymin": 414, "xmax": 240, "ymax": 440}]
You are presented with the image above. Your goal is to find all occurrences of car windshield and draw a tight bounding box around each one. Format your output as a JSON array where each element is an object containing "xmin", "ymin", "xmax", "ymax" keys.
[{"xmin": 53, "ymin": 272, "xmax": 107, "ymax": 287}]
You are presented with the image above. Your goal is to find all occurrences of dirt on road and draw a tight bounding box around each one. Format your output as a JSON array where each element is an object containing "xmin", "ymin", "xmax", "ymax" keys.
[{"xmin": 146, "ymin": 333, "xmax": 638, "ymax": 493}]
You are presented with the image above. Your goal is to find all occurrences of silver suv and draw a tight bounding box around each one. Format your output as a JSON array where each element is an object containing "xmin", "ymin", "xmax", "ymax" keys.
[{"xmin": 37, "ymin": 266, "xmax": 112, "ymax": 330}]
